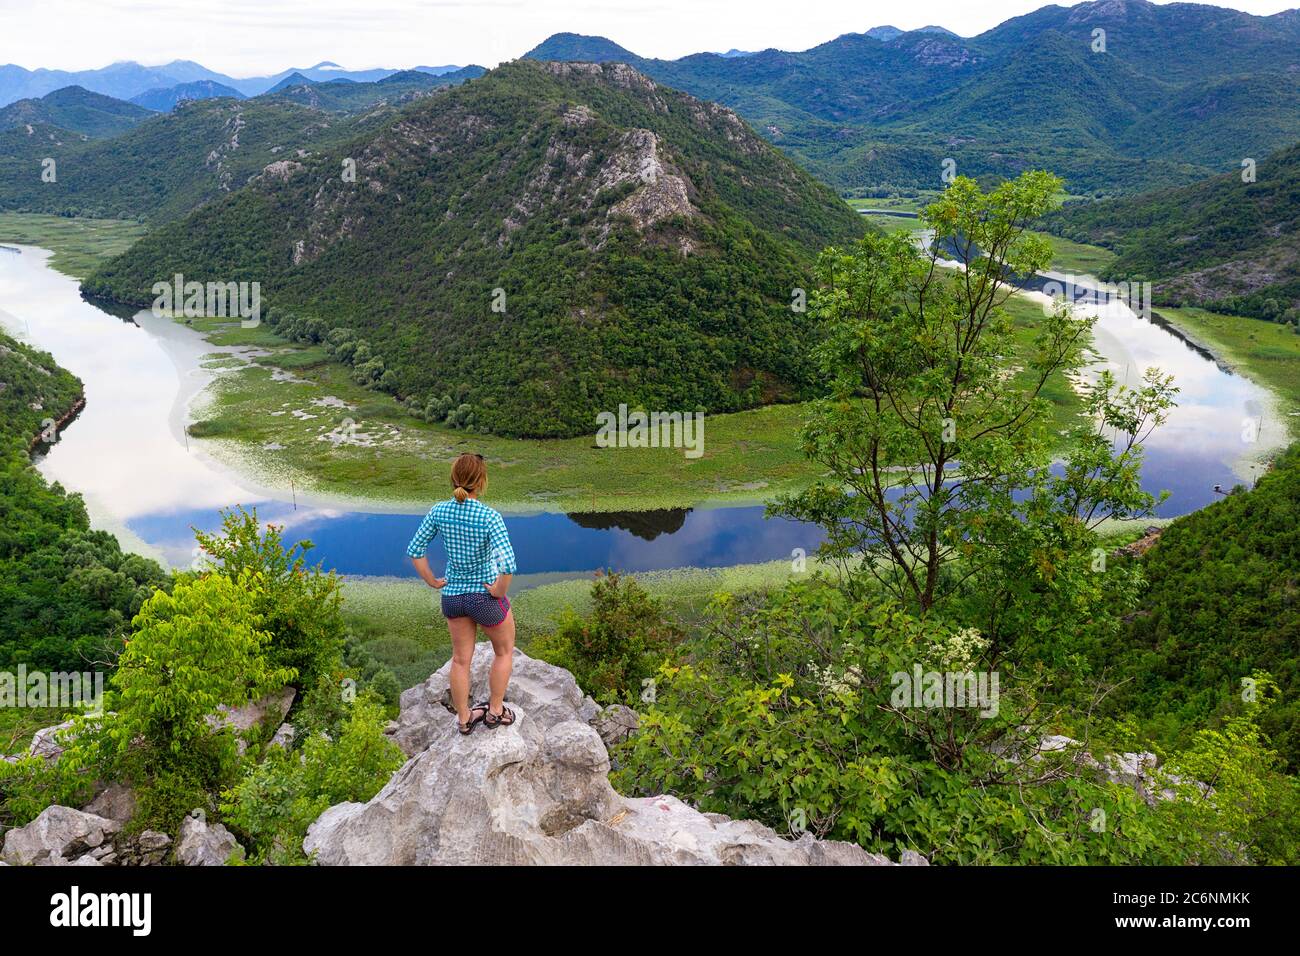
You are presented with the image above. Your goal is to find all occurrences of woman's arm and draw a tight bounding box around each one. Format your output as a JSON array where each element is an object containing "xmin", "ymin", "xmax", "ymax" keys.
[
  {"xmin": 485, "ymin": 512, "xmax": 517, "ymax": 598},
  {"xmin": 410, "ymin": 555, "xmax": 447, "ymax": 590},
  {"xmin": 406, "ymin": 510, "xmax": 443, "ymax": 588}
]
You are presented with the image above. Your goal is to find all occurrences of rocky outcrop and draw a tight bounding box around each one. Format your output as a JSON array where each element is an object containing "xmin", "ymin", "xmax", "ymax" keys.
[
  {"xmin": 0, "ymin": 719, "xmax": 76, "ymax": 764},
  {"xmin": 177, "ymin": 812, "xmax": 246, "ymax": 866},
  {"xmin": 2, "ymin": 806, "xmax": 123, "ymax": 866},
  {"xmin": 207, "ymin": 686, "xmax": 296, "ymax": 754},
  {"xmin": 591, "ymin": 703, "xmax": 639, "ymax": 750},
  {"xmin": 2, "ymin": 805, "xmax": 245, "ymax": 866},
  {"xmin": 1114, "ymin": 525, "xmax": 1163, "ymax": 558},
  {"xmin": 82, "ymin": 782, "xmax": 137, "ymax": 823},
  {"xmin": 306, "ymin": 646, "xmax": 922, "ymax": 866},
  {"xmin": 1034, "ymin": 735, "xmax": 1188, "ymax": 805},
  {"xmin": 111, "ymin": 830, "xmax": 173, "ymax": 867}
]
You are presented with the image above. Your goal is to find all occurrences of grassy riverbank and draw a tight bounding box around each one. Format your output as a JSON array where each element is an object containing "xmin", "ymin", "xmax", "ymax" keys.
[
  {"xmin": 1035, "ymin": 232, "xmax": 1115, "ymax": 276},
  {"xmin": 1156, "ymin": 305, "xmax": 1300, "ymax": 438},
  {"xmin": 0, "ymin": 213, "xmax": 145, "ymax": 278},
  {"xmin": 341, "ymin": 557, "xmax": 838, "ymax": 683},
  {"xmin": 343, "ymin": 514, "xmax": 1162, "ymax": 687}
]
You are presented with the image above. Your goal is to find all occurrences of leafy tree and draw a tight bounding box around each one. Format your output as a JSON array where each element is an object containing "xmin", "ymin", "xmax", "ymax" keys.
[
  {"xmin": 3, "ymin": 573, "xmax": 297, "ymax": 831},
  {"xmin": 193, "ymin": 507, "xmax": 345, "ymax": 689},
  {"xmin": 773, "ymin": 172, "xmax": 1176, "ymax": 666},
  {"xmin": 1156, "ymin": 675, "xmax": 1300, "ymax": 865}
]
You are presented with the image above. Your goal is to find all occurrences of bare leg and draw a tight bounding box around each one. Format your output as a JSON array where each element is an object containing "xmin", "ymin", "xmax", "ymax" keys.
[
  {"xmin": 447, "ymin": 615, "xmax": 479, "ymax": 725},
  {"xmin": 482, "ymin": 609, "xmax": 516, "ymax": 716}
]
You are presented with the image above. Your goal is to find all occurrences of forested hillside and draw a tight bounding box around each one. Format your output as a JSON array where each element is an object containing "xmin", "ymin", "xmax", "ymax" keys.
[
  {"xmin": 81, "ymin": 60, "xmax": 865, "ymax": 438},
  {"xmin": 1046, "ymin": 141, "xmax": 1300, "ymax": 321},
  {"xmin": 0, "ymin": 329, "xmax": 169, "ymax": 670},
  {"xmin": 0, "ymin": 76, "xmax": 480, "ymax": 223},
  {"xmin": 1103, "ymin": 447, "xmax": 1300, "ymax": 770},
  {"xmin": 0, "ymin": 86, "xmax": 153, "ymax": 139}
]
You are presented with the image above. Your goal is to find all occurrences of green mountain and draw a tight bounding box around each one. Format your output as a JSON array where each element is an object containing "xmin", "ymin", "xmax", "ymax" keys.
[
  {"xmin": 81, "ymin": 60, "xmax": 865, "ymax": 438},
  {"xmin": 525, "ymin": 1, "xmax": 1300, "ymax": 195},
  {"xmin": 1107, "ymin": 444, "xmax": 1300, "ymax": 770},
  {"xmin": 130, "ymin": 80, "xmax": 247, "ymax": 112},
  {"xmin": 1046, "ymin": 141, "xmax": 1300, "ymax": 321},
  {"xmin": 0, "ymin": 85, "xmax": 153, "ymax": 138},
  {"xmin": 524, "ymin": 33, "xmax": 640, "ymax": 62},
  {"xmin": 0, "ymin": 70, "xmax": 490, "ymax": 223},
  {"xmin": 0, "ymin": 94, "xmax": 402, "ymax": 222},
  {"xmin": 266, "ymin": 67, "xmax": 486, "ymax": 112}
]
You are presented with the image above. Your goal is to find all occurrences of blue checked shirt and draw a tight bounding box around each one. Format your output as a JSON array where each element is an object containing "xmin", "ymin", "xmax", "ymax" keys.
[{"xmin": 406, "ymin": 498, "xmax": 518, "ymax": 596}]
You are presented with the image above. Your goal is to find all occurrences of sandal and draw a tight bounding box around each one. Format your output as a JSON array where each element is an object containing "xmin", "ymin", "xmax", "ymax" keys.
[
  {"xmin": 483, "ymin": 704, "xmax": 516, "ymax": 729},
  {"xmin": 457, "ymin": 702, "xmax": 489, "ymax": 735}
]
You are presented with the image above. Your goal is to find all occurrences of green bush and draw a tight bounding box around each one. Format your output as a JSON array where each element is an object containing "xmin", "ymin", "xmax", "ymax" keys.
[
  {"xmin": 194, "ymin": 507, "xmax": 346, "ymax": 689},
  {"xmin": 220, "ymin": 693, "xmax": 404, "ymax": 864},
  {"xmin": 614, "ymin": 580, "xmax": 1296, "ymax": 864},
  {"xmin": 531, "ymin": 572, "xmax": 683, "ymax": 704}
]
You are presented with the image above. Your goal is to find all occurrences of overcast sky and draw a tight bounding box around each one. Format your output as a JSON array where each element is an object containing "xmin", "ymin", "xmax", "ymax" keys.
[{"xmin": 1, "ymin": 0, "xmax": 1295, "ymax": 75}]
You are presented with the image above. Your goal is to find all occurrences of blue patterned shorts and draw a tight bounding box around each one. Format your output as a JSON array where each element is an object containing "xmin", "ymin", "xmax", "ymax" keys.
[{"xmin": 441, "ymin": 591, "xmax": 511, "ymax": 627}]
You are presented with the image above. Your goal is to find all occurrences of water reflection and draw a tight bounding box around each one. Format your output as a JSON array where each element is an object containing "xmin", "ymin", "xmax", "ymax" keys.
[{"xmin": 565, "ymin": 508, "xmax": 691, "ymax": 540}]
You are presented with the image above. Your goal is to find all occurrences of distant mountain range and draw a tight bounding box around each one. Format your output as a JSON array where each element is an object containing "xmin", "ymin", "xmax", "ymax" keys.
[
  {"xmin": 130, "ymin": 80, "xmax": 246, "ymax": 112},
  {"xmin": 0, "ymin": 64, "xmax": 488, "ymax": 221},
  {"xmin": 7, "ymin": 0, "xmax": 1300, "ymax": 194},
  {"xmin": 522, "ymin": 1, "xmax": 1300, "ymax": 195},
  {"xmin": 265, "ymin": 67, "xmax": 487, "ymax": 111},
  {"xmin": 0, "ymin": 59, "xmax": 474, "ymax": 107}
]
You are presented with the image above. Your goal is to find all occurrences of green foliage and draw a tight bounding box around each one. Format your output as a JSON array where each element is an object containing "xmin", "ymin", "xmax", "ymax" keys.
[
  {"xmin": 193, "ymin": 507, "xmax": 345, "ymax": 689},
  {"xmin": 0, "ymin": 330, "xmax": 169, "ymax": 671},
  {"xmin": 220, "ymin": 693, "xmax": 404, "ymax": 864},
  {"xmin": 616, "ymin": 580, "xmax": 1299, "ymax": 864},
  {"xmin": 2, "ymin": 573, "xmax": 295, "ymax": 832},
  {"xmin": 0, "ymin": 330, "xmax": 82, "ymax": 445},
  {"xmin": 530, "ymin": 572, "xmax": 683, "ymax": 704},
  {"xmin": 1104, "ymin": 444, "xmax": 1300, "ymax": 770},
  {"xmin": 615, "ymin": 581, "xmax": 1185, "ymax": 864},
  {"xmin": 108, "ymin": 573, "xmax": 294, "ymax": 764},
  {"xmin": 1157, "ymin": 676, "xmax": 1300, "ymax": 865}
]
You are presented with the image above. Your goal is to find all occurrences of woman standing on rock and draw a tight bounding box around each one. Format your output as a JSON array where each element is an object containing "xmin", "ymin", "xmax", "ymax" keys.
[{"xmin": 407, "ymin": 453, "xmax": 518, "ymax": 735}]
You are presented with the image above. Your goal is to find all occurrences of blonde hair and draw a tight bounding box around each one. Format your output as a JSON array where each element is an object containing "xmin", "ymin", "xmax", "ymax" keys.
[{"xmin": 450, "ymin": 453, "xmax": 487, "ymax": 503}]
